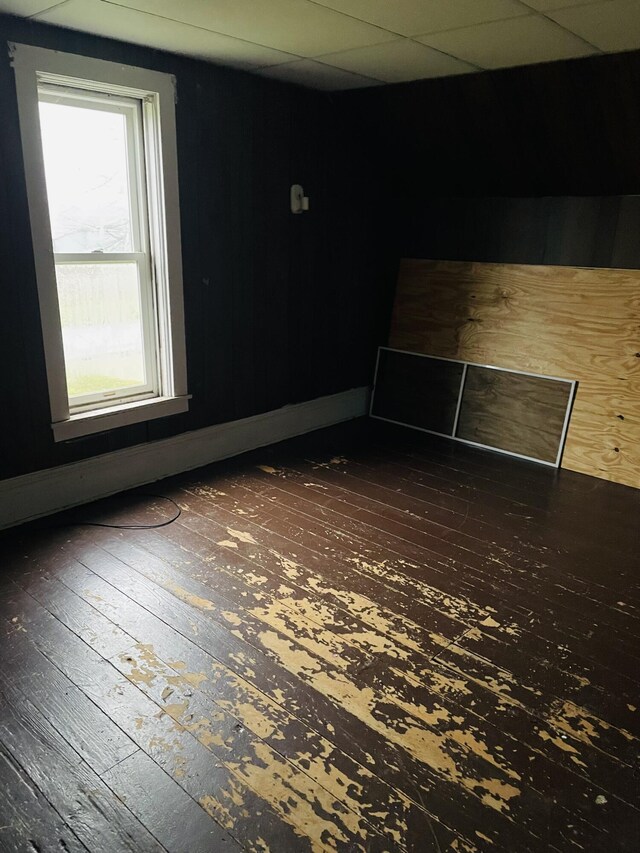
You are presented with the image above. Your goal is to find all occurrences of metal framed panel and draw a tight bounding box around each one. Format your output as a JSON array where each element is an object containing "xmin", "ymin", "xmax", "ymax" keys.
[
  {"xmin": 370, "ymin": 349, "xmax": 464, "ymax": 437},
  {"xmin": 370, "ymin": 346, "xmax": 578, "ymax": 468},
  {"xmin": 455, "ymin": 365, "xmax": 575, "ymax": 465}
]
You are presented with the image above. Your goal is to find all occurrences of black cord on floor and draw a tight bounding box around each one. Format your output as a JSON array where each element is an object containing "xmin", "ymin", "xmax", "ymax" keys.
[{"xmin": 63, "ymin": 494, "xmax": 181, "ymax": 529}]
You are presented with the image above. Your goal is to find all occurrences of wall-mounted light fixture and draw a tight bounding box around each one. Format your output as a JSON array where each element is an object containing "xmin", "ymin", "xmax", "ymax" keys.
[{"xmin": 290, "ymin": 184, "xmax": 309, "ymax": 214}]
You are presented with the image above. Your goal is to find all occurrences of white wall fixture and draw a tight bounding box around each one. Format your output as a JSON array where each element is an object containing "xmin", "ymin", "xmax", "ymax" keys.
[{"xmin": 290, "ymin": 183, "xmax": 309, "ymax": 213}]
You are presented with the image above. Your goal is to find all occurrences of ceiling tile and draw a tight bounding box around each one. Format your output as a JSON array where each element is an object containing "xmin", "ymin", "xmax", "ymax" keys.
[
  {"xmin": 33, "ymin": 0, "xmax": 295, "ymax": 68},
  {"xmin": 311, "ymin": 0, "xmax": 530, "ymax": 37},
  {"xmin": 0, "ymin": 0, "xmax": 65, "ymax": 14},
  {"xmin": 318, "ymin": 38, "xmax": 477, "ymax": 83},
  {"xmin": 416, "ymin": 15, "xmax": 597, "ymax": 69},
  {"xmin": 519, "ymin": 0, "xmax": 604, "ymax": 9},
  {"xmin": 112, "ymin": 0, "xmax": 397, "ymax": 56},
  {"xmin": 546, "ymin": 0, "xmax": 640, "ymax": 52},
  {"xmin": 258, "ymin": 59, "xmax": 378, "ymax": 89}
]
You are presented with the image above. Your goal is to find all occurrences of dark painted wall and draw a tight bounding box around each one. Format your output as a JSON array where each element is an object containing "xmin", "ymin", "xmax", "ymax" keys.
[
  {"xmin": 400, "ymin": 195, "xmax": 640, "ymax": 269},
  {"xmin": 4, "ymin": 16, "xmax": 638, "ymax": 483},
  {"xmin": 339, "ymin": 49, "xmax": 640, "ymax": 198},
  {"xmin": 0, "ymin": 13, "xmax": 390, "ymax": 480},
  {"xmin": 337, "ymin": 49, "xmax": 640, "ymax": 288}
]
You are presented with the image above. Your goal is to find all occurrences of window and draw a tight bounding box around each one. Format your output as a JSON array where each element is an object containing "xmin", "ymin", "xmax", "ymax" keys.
[{"xmin": 10, "ymin": 44, "xmax": 188, "ymax": 440}]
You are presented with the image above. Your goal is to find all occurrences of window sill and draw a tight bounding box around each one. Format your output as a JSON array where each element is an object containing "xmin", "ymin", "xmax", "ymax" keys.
[{"xmin": 52, "ymin": 395, "xmax": 190, "ymax": 442}]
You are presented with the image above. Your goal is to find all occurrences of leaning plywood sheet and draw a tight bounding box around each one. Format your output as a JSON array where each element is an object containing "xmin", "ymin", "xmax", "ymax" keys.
[{"xmin": 390, "ymin": 259, "xmax": 640, "ymax": 488}]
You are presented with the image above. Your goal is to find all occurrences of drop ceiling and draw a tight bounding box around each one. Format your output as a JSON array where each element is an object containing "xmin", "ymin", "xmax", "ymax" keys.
[{"xmin": 1, "ymin": 0, "xmax": 639, "ymax": 90}]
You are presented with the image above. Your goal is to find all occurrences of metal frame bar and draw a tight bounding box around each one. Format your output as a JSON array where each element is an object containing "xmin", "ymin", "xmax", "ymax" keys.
[
  {"xmin": 553, "ymin": 380, "xmax": 578, "ymax": 468},
  {"xmin": 370, "ymin": 346, "xmax": 578, "ymax": 469},
  {"xmin": 368, "ymin": 347, "xmax": 382, "ymax": 418},
  {"xmin": 451, "ymin": 362, "xmax": 468, "ymax": 437},
  {"xmin": 379, "ymin": 346, "xmax": 576, "ymax": 384}
]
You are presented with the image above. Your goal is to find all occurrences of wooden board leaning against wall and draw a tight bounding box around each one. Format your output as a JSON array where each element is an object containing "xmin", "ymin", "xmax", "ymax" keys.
[{"xmin": 389, "ymin": 259, "xmax": 640, "ymax": 488}]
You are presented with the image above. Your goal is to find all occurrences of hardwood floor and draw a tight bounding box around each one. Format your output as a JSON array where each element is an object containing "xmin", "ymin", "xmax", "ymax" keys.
[{"xmin": 0, "ymin": 419, "xmax": 638, "ymax": 852}]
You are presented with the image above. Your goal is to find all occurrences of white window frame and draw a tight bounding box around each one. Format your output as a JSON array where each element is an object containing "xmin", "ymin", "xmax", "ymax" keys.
[{"xmin": 10, "ymin": 43, "xmax": 189, "ymax": 441}]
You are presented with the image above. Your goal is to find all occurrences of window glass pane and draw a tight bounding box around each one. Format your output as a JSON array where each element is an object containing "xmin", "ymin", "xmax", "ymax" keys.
[
  {"xmin": 56, "ymin": 263, "xmax": 147, "ymax": 399},
  {"xmin": 39, "ymin": 99, "xmax": 134, "ymax": 253}
]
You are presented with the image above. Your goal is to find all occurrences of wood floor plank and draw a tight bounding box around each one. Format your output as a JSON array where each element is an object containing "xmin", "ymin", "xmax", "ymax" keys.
[
  {"xmin": 0, "ymin": 589, "xmax": 338, "ymax": 853},
  {"xmin": 368, "ymin": 438, "xmax": 634, "ymax": 532},
  {"xmin": 177, "ymin": 470, "xmax": 640, "ymax": 701},
  {"xmin": 37, "ymin": 553, "xmax": 464, "ymax": 853},
  {"xmin": 345, "ymin": 450, "xmax": 640, "ymax": 599},
  {"xmin": 127, "ymin": 520, "xmax": 640, "ymax": 799},
  {"xmin": 98, "ymin": 528, "xmax": 640, "ymax": 849},
  {"xmin": 56, "ymin": 537, "xmax": 632, "ymax": 851},
  {"xmin": 238, "ymin": 462, "xmax": 640, "ymax": 655},
  {"xmin": 135, "ymin": 500, "xmax": 640, "ymax": 809},
  {"xmin": 372, "ymin": 438, "xmax": 565, "ymax": 500},
  {"xmin": 101, "ymin": 750, "xmax": 243, "ymax": 853},
  {"xmin": 15, "ymin": 549, "xmax": 456, "ymax": 853},
  {"xmin": 282, "ymin": 424, "xmax": 638, "ymax": 564},
  {"xmin": 291, "ymin": 452, "xmax": 640, "ymax": 601},
  {"xmin": 434, "ymin": 632, "xmax": 640, "ymax": 758},
  {"xmin": 0, "ymin": 620, "xmax": 139, "ymax": 776},
  {"xmin": 0, "ymin": 743, "xmax": 88, "ymax": 853},
  {"xmin": 180, "ymin": 465, "xmax": 640, "ymax": 643},
  {"xmin": 138, "ymin": 512, "xmax": 481, "ymax": 701},
  {"xmin": 177, "ymin": 479, "xmax": 487, "ymax": 630},
  {"xmin": 1, "ymin": 419, "xmax": 637, "ymax": 852},
  {"xmin": 367, "ymin": 420, "xmax": 639, "ymax": 511},
  {"xmin": 212, "ymin": 473, "xmax": 640, "ymax": 744},
  {"xmin": 328, "ymin": 445, "xmax": 640, "ymax": 582},
  {"xmin": 123, "ymin": 514, "xmax": 471, "ymax": 667},
  {"xmin": 19, "ymin": 566, "xmax": 136, "ymax": 659},
  {"xmin": 56, "ymin": 542, "xmax": 553, "ymax": 851},
  {"xmin": 110, "ymin": 644, "xmax": 400, "ymax": 853},
  {"xmin": 0, "ymin": 678, "xmax": 166, "ymax": 853}
]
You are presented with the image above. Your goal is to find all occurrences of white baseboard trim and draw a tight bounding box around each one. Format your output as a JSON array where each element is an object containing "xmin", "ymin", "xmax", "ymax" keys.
[{"xmin": 0, "ymin": 386, "xmax": 369, "ymax": 530}]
